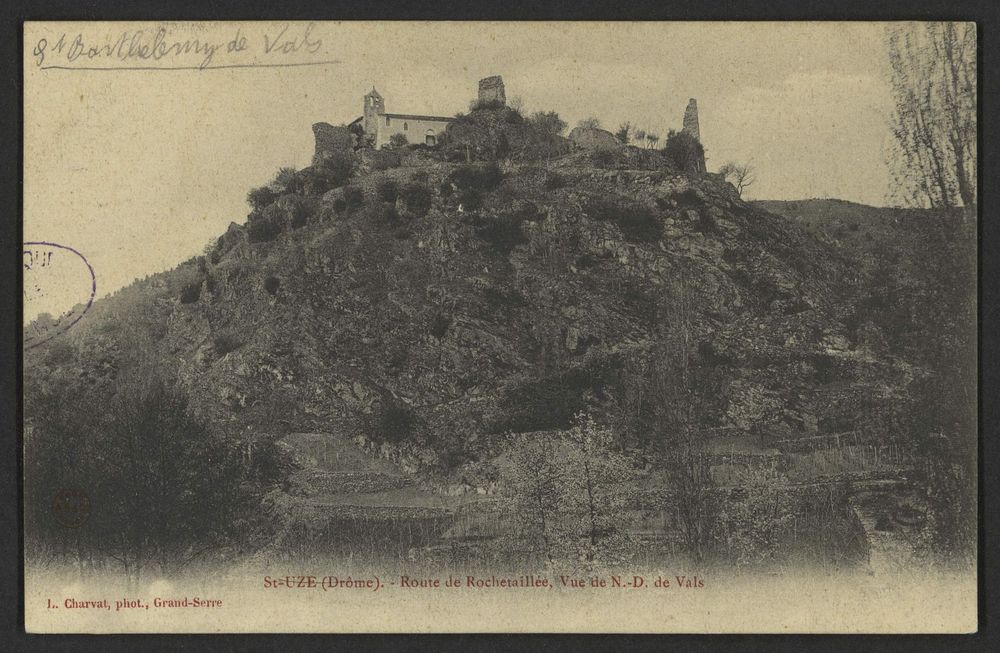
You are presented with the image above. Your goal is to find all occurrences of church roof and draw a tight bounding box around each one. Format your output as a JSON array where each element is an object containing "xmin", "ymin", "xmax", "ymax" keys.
[{"xmin": 382, "ymin": 112, "xmax": 453, "ymax": 123}]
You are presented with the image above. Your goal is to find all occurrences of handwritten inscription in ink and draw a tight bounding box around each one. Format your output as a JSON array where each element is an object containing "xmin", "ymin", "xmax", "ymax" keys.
[{"xmin": 32, "ymin": 23, "xmax": 327, "ymax": 70}]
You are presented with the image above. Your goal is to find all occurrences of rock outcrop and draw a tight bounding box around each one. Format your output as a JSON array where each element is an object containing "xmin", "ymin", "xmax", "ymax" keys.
[
  {"xmin": 28, "ymin": 148, "xmax": 915, "ymax": 493},
  {"xmin": 568, "ymin": 126, "xmax": 622, "ymax": 152}
]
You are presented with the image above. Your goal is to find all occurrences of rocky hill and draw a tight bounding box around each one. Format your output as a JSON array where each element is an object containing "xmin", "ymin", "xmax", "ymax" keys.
[{"xmin": 27, "ymin": 107, "xmax": 968, "ymax": 568}]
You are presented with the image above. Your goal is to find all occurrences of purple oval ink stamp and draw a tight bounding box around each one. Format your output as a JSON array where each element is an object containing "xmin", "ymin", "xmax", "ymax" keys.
[{"xmin": 23, "ymin": 242, "xmax": 96, "ymax": 350}]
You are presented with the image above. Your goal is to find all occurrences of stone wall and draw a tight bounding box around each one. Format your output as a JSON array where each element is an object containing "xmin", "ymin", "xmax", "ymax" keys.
[{"xmin": 376, "ymin": 115, "xmax": 452, "ymax": 149}]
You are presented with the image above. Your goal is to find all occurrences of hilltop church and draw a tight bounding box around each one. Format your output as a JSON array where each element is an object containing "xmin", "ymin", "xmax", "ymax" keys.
[
  {"xmin": 343, "ymin": 75, "xmax": 704, "ymax": 173},
  {"xmin": 349, "ymin": 76, "xmax": 507, "ymax": 149}
]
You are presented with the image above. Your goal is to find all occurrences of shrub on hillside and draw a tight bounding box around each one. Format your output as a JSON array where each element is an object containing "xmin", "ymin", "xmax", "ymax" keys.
[
  {"xmin": 247, "ymin": 215, "xmax": 283, "ymax": 243},
  {"xmin": 586, "ymin": 197, "xmax": 663, "ymax": 243},
  {"xmin": 370, "ymin": 402, "xmax": 417, "ymax": 443},
  {"xmin": 482, "ymin": 285, "xmax": 528, "ymax": 312},
  {"xmin": 494, "ymin": 358, "xmax": 617, "ymax": 433},
  {"xmin": 377, "ymin": 179, "xmax": 399, "ymax": 203},
  {"xmin": 179, "ymin": 280, "xmax": 202, "ymax": 304},
  {"xmin": 274, "ymin": 167, "xmax": 300, "ymax": 193},
  {"xmin": 617, "ymin": 208, "xmax": 664, "ymax": 242},
  {"xmin": 442, "ymin": 143, "xmax": 471, "ymax": 163},
  {"xmin": 290, "ymin": 203, "xmax": 309, "ymax": 229},
  {"xmin": 672, "ymin": 188, "xmax": 705, "ymax": 208},
  {"xmin": 213, "ymin": 330, "xmax": 242, "ymax": 355},
  {"xmin": 429, "ymin": 312, "xmax": 451, "ymax": 340},
  {"xmin": 526, "ymin": 111, "xmax": 567, "ymax": 137},
  {"xmin": 504, "ymin": 108, "xmax": 525, "ymax": 125},
  {"xmin": 544, "ymin": 171, "xmax": 567, "ymax": 190},
  {"xmin": 459, "ymin": 188, "xmax": 483, "ymax": 211},
  {"xmin": 388, "ymin": 133, "xmax": 409, "ymax": 148},
  {"xmin": 247, "ymin": 186, "xmax": 278, "ymax": 211},
  {"xmin": 591, "ymin": 150, "xmax": 617, "ymax": 167},
  {"xmin": 369, "ymin": 149, "xmax": 401, "ymax": 171},
  {"xmin": 663, "ymin": 130, "xmax": 705, "ymax": 172},
  {"xmin": 367, "ymin": 203, "xmax": 400, "ymax": 225},
  {"xmin": 475, "ymin": 216, "xmax": 528, "ymax": 255},
  {"xmin": 263, "ymin": 276, "xmax": 280, "ymax": 296},
  {"xmin": 401, "ymin": 182, "xmax": 433, "ymax": 218},
  {"xmin": 447, "ymin": 163, "xmax": 504, "ymax": 193},
  {"xmin": 343, "ymin": 186, "xmax": 364, "ymax": 210},
  {"xmin": 43, "ymin": 339, "xmax": 75, "ymax": 367},
  {"xmin": 297, "ymin": 166, "xmax": 342, "ymax": 196},
  {"xmin": 622, "ymin": 281, "xmax": 659, "ymax": 326},
  {"xmin": 695, "ymin": 210, "xmax": 718, "ymax": 235}
]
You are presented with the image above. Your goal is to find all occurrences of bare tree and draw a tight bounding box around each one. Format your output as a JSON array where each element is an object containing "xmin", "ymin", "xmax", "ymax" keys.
[
  {"xmin": 885, "ymin": 23, "xmax": 976, "ymax": 213},
  {"xmin": 634, "ymin": 128, "xmax": 646, "ymax": 146},
  {"xmin": 648, "ymin": 273, "xmax": 716, "ymax": 563},
  {"xmin": 719, "ymin": 161, "xmax": 756, "ymax": 197},
  {"xmin": 499, "ymin": 433, "xmax": 566, "ymax": 564},
  {"xmin": 647, "ymin": 133, "xmax": 660, "ymax": 149}
]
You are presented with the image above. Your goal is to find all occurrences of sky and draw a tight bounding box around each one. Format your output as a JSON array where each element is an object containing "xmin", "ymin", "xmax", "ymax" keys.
[{"xmin": 24, "ymin": 21, "xmax": 899, "ymax": 320}]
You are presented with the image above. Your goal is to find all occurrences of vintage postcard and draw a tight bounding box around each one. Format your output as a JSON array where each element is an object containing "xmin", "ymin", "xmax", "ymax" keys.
[{"xmin": 22, "ymin": 21, "xmax": 977, "ymax": 633}]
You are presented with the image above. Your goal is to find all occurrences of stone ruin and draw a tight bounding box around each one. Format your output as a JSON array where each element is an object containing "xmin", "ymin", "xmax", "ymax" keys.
[
  {"xmin": 477, "ymin": 75, "xmax": 506, "ymax": 106},
  {"xmin": 681, "ymin": 98, "xmax": 706, "ymax": 173},
  {"xmin": 682, "ymin": 98, "xmax": 700, "ymax": 142},
  {"xmin": 311, "ymin": 122, "xmax": 356, "ymax": 167}
]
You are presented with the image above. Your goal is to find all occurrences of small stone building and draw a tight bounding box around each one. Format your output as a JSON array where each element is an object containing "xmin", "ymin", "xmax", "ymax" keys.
[
  {"xmin": 349, "ymin": 76, "xmax": 507, "ymax": 149},
  {"xmin": 349, "ymin": 87, "xmax": 453, "ymax": 149}
]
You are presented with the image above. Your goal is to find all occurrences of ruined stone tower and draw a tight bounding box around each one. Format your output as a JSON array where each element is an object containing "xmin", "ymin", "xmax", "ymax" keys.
[
  {"xmin": 682, "ymin": 98, "xmax": 700, "ymax": 142},
  {"xmin": 363, "ymin": 87, "xmax": 385, "ymax": 138},
  {"xmin": 477, "ymin": 76, "xmax": 506, "ymax": 106}
]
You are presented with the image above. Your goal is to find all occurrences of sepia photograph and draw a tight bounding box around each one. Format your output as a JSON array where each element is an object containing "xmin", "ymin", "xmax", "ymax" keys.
[{"xmin": 21, "ymin": 21, "xmax": 977, "ymax": 633}]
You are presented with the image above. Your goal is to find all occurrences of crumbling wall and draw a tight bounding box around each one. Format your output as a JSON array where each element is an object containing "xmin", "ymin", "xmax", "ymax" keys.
[
  {"xmin": 312, "ymin": 122, "xmax": 356, "ymax": 167},
  {"xmin": 683, "ymin": 98, "xmax": 701, "ymax": 142},
  {"xmin": 477, "ymin": 76, "xmax": 506, "ymax": 106}
]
